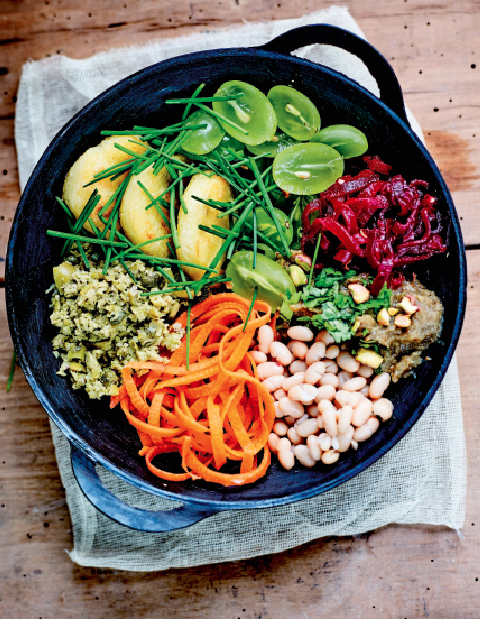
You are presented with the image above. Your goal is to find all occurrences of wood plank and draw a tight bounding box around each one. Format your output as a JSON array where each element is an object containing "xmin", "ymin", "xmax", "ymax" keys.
[
  {"xmin": 0, "ymin": 248, "xmax": 479, "ymax": 617},
  {"xmin": 0, "ymin": 0, "xmax": 480, "ymax": 281},
  {"xmin": 1, "ymin": 1, "xmax": 480, "ymax": 615}
]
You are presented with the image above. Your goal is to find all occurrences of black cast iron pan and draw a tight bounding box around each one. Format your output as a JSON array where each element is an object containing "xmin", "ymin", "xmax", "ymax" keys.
[{"xmin": 6, "ymin": 25, "xmax": 466, "ymax": 531}]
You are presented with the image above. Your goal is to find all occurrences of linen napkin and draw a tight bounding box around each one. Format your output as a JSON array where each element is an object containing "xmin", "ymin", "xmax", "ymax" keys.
[{"xmin": 15, "ymin": 6, "xmax": 466, "ymax": 571}]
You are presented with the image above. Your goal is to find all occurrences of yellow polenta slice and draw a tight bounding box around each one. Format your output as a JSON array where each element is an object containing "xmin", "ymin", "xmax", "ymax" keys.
[
  {"xmin": 120, "ymin": 164, "xmax": 171, "ymax": 258},
  {"xmin": 177, "ymin": 174, "xmax": 232, "ymax": 280},
  {"xmin": 62, "ymin": 135, "xmax": 148, "ymax": 233}
]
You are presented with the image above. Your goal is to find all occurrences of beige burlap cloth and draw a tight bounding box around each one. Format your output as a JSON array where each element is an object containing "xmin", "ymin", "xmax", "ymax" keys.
[{"xmin": 15, "ymin": 6, "xmax": 466, "ymax": 571}]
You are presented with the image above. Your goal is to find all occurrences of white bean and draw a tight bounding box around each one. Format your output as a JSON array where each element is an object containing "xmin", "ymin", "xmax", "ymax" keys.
[
  {"xmin": 287, "ymin": 325, "xmax": 314, "ymax": 342},
  {"xmin": 262, "ymin": 375, "xmax": 285, "ymax": 392},
  {"xmin": 343, "ymin": 376, "xmax": 367, "ymax": 392},
  {"xmin": 352, "ymin": 398, "xmax": 372, "ymax": 427},
  {"xmin": 274, "ymin": 401, "xmax": 284, "ymax": 418},
  {"xmin": 357, "ymin": 364, "xmax": 375, "ymax": 379},
  {"xmin": 288, "ymin": 340, "xmax": 308, "ymax": 360},
  {"xmin": 315, "ymin": 385, "xmax": 336, "ymax": 402},
  {"xmin": 277, "ymin": 437, "xmax": 292, "ymax": 452},
  {"xmin": 273, "ymin": 388, "xmax": 287, "ymax": 401},
  {"xmin": 322, "ymin": 407, "xmax": 338, "ymax": 437},
  {"xmin": 318, "ymin": 398, "xmax": 335, "ymax": 413},
  {"xmin": 359, "ymin": 386, "xmax": 370, "ymax": 397},
  {"xmin": 304, "ymin": 366, "xmax": 321, "ymax": 385},
  {"xmin": 306, "ymin": 404, "xmax": 320, "ymax": 418},
  {"xmin": 307, "ymin": 435, "xmax": 322, "ymax": 461},
  {"xmin": 305, "ymin": 341, "xmax": 326, "ymax": 365},
  {"xmin": 273, "ymin": 421, "xmax": 288, "ymax": 436},
  {"xmin": 294, "ymin": 444, "xmax": 316, "ymax": 467},
  {"xmin": 294, "ymin": 413, "xmax": 309, "ymax": 427},
  {"xmin": 334, "ymin": 389, "xmax": 351, "ymax": 408},
  {"xmin": 289, "ymin": 383, "xmax": 318, "ymax": 405},
  {"xmin": 278, "ymin": 397, "xmax": 305, "ymax": 419},
  {"xmin": 351, "ymin": 439, "xmax": 358, "ymax": 450},
  {"xmin": 320, "ymin": 373, "xmax": 340, "ymax": 389},
  {"xmin": 282, "ymin": 373, "xmax": 305, "ymax": 391},
  {"xmin": 323, "ymin": 360, "xmax": 339, "ymax": 374},
  {"xmin": 337, "ymin": 351, "xmax": 360, "ymax": 373},
  {"xmin": 287, "ymin": 426, "xmax": 303, "ymax": 446},
  {"xmin": 315, "ymin": 330, "xmax": 335, "ymax": 345},
  {"xmin": 337, "ymin": 405, "xmax": 353, "ymax": 434},
  {"xmin": 331, "ymin": 436, "xmax": 340, "ymax": 451},
  {"xmin": 251, "ymin": 350, "xmax": 267, "ymax": 364},
  {"xmin": 290, "ymin": 360, "xmax": 307, "ymax": 374},
  {"xmin": 321, "ymin": 450, "xmax": 340, "ymax": 465},
  {"xmin": 338, "ymin": 370, "xmax": 353, "ymax": 388},
  {"xmin": 317, "ymin": 433, "xmax": 332, "ymax": 451},
  {"xmin": 369, "ymin": 373, "xmax": 390, "ymax": 400},
  {"xmin": 270, "ymin": 341, "xmax": 294, "ymax": 366},
  {"xmin": 347, "ymin": 391, "xmax": 363, "ymax": 407},
  {"xmin": 354, "ymin": 416, "xmax": 380, "ymax": 442},
  {"xmin": 337, "ymin": 432, "xmax": 353, "ymax": 452},
  {"xmin": 256, "ymin": 361, "xmax": 284, "ymax": 380},
  {"xmin": 373, "ymin": 397, "xmax": 394, "ymax": 420},
  {"xmin": 258, "ymin": 324, "xmax": 274, "ymax": 354},
  {"xmin": 267, "ymin": 433, "xmax": 279, "ymax": 453},
  {"xmin": 296, "ymin": 417, "xmax": 318, "ymax": 438},
  {"xmin": 278, "ymin": 449, "xmax": 295, "ymax": 470},
  {"xmin": 324, "ymin": 344, "xmax": 340, "ymax": 359}
]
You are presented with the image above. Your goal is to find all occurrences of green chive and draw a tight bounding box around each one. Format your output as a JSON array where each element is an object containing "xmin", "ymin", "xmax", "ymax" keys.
[
  {"xmin": 182, "ymin": 82, "xmax": 205, "ymax": 121},
  {"xmin": 243, "ymin": 287, "xmax": 258, "ymax": 331},
  {"xmin": 309, "ymin": 233, "xmax": 322, "ymax": 287},
  {"xmin": 167, "ymin": 93, "xmax": 244, "ymax": 105},
  {"xmin": 6, "ymin": 350, "xmax": 16, "ymax": 392},
  {"xmin": 179, "ymin": 176, "xmax": 188, "ymax": 215},
  {"xmin": 112, "ymin": 234, "xmax": 173, "ymax": 262},
  {"xmin": 195, "ymin": 103, "xmax": 248, "ymax": 135},
  {"xmin": 47, "ymin": 230, "xmax": 129, "ymax": 248},
  {"xmin": 249, "ymin": 158, "xmax": 291, "ymax": 257},
  {"xmin": 253, "ymin": 209, "xmax": 257, "ymax": 269},
  {"xmin": 170, "ymin": 186, "xmax": 180, "ymax": 249},
  {"xmin": 186, "ymin": 302, "xmax": 192, "ymax": 370},
  {"xmin": 137, "ymin": 180, "xmax": 171, "ymax": 224},
  {"xmin": 84, "ymin": 159, "xmax": 136, "ymax": 186}
]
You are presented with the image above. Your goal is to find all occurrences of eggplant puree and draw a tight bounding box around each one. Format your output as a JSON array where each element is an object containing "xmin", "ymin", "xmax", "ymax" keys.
[{"xmin": 358, "ymin": 279, "xmax": 443, "ymax": 382}]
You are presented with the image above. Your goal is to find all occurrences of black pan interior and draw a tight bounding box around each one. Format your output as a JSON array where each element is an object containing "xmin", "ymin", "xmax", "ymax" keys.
[{"xmin": 6, "ymin": 48, "xmax": 466, "ymax": 509}]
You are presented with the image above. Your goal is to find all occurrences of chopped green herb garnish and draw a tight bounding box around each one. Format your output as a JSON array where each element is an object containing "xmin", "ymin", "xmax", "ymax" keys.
[{"xmin": 297, "ymin": 268, "xmax": 392, "ymax": 343}]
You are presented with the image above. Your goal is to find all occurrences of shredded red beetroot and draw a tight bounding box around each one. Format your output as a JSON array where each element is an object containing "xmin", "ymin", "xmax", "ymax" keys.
[{"xmin": 301, "ymin": 156, "xmax": 447, "ymax": 295}]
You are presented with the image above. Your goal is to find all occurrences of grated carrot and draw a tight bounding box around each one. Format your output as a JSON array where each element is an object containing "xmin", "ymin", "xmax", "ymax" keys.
[{"xmin": 110, "ymin": 293, "xmax": 275, "ymax": 486}]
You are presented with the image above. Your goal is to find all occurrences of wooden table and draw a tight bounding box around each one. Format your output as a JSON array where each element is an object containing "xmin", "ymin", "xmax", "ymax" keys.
[{"xmin": 1, "ymin": 1, "xmax": 479, "ymax": 616}]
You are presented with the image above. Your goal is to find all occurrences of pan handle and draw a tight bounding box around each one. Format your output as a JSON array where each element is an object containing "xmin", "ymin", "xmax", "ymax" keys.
[
  {"xmin": 70, "ymin": 446, "xmax": 218, "ymax": 532},
  {"xmin": 260, "ymin": 24, "xmax": 409, "ymax": 126}
]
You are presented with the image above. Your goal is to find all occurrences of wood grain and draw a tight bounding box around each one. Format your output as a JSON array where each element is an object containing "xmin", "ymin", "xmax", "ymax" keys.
[
  {"xmin": 0, "ymin": 0, "xmax": 480, "ymax": 280},
  {"xmin": 1, "ymin": 1, "xmax": 480, "ymax": 617},
  {"xmin": 1, "ymin": 247, "xmax": 479, "ymax": 617}
]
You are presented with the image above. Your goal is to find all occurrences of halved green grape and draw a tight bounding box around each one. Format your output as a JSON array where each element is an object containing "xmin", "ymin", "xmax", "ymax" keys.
[
  {"xmin": 267, "ymin": 85, "xmax": 320, "ymax": 141},
  {"xmin": 181, "ymin": 109, "xmax": 225, "ymax": 155},
  {"xmin": 311, "ymin": 124, "xmax": 368, "ymax": 158},
  {"xmin": 272, "ymin": 142, "xmax": 343, "ymax": 195},
  {"xmin": 215, "ymin": 134, "xmax": 245, "ymax": 160},
  {"xmin": 247, "ymin": 132, "xmax": 299, "ymax": 157},
  {"xmin": 212, "ymin": 80, "xmax": 277, "ymax": 146},
  {"xmin": 226, "ymin": 250, "xmax": 296, "ymax": 309},
  {"xmin": 245, "ymin": 206, "xmax": 293, "ymax": 249}
]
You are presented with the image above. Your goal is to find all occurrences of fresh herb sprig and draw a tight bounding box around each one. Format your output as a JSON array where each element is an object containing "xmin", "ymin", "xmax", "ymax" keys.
[{"xmin": 296, "ymin": 268, "xmax": 392, "ymax": 343}]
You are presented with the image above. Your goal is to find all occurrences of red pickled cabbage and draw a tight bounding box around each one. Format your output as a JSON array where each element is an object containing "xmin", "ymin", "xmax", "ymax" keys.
[{"xmin": 301, "ymin": 156, "xmax": 447, "ymax": 295}]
